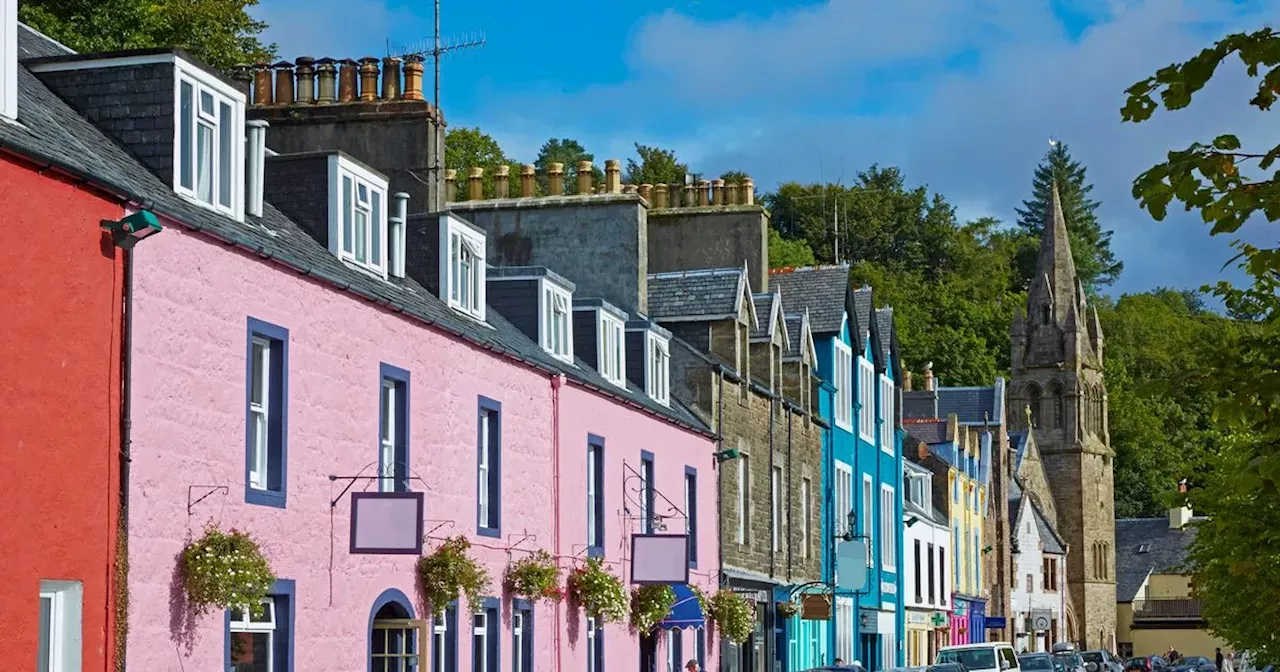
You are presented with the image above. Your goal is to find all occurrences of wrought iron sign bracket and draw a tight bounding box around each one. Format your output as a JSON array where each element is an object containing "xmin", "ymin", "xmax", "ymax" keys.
[{"xmin": 187, "ymin": 484, "xmax": 228, "ymax": 516}]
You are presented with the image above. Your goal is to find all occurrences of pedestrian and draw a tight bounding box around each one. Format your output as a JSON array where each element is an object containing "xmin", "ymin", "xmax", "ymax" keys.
[
  {"xmin": 1224, "ymin": 653, "xmax": 1236, "ymax": 672},
  {"xmin": 686, "ymin": 659, "xmax": 701, "ymax": 672},
  {"xmin": 835, "ymin": 659, "xmax": 844, "ymax": 667},
  {"xmin": 1217, "ymin": 649, "xmax": 1225, "ymax": 672}
]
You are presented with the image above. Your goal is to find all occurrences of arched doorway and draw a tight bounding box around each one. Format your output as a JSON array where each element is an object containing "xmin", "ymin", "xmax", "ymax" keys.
[{"xmin": 368, "ymin": 589, "xmax": 424, "ymax": 672}]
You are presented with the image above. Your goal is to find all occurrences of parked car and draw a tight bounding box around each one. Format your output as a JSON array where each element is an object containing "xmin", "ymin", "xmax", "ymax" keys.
[
  {"xmin": 1020, "ymin": 654, "xmax": 1058, "ymax": 672},
  {"xmin": 1055, "ymin": 651, "xmax": 1088, "ymax": 672},
  {"xmin": 939, "ymin": 643, "xmax": 1022, "ymax": 672},
  {"xmin": 929, "ymin": 664, "xmax": 969, "ymax": 672},
  {"xmin": 1126, "ymin": 656, "xmax": 1172, "ymax": 672},
  {"xmin": 1082, "ymin": 650, "xmax": 1125, "ymax": 672},
  {"xmin": 1172, "ymin": 657, "xmax": 1216, "ymax": 672}
]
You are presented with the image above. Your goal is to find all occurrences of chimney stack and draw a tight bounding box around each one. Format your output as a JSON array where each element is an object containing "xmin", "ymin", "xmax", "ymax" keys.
[
  {"xmin": 294, "ymin": 57, "xmax": 316, "ymax": 103},
  {"xmin": 467, "ymin": 167, "xmax": 484, "ymax": 201},
  {"xmin": 520, "ymin": 164, "xmax": 536, "ymax": 197},
  {"xmin": 389, "ymin": 192, "xmax": 409, "ymax": 278},
  {"xmin": 576, "ymin": 160, "xmax": 593, "ymax": 195},
  {"xmin": 494, "ymin": 165, "xmax": 510, "ymax": 199},
  {"xmin": 605, "ymin": 159, "xmax": 622, "ymax": 194},
  {"xmin": 315, "ymin": 58, "xmax": 338, "ymax": 103},
  {"xmin": 245, "ymin": 120, "xmax": 269, "ymax": 218},
  {"xmin": 272, "ymin": 61, "xmax": 295, "ymax": 105},
  {"xmin": 547, "ymin": 163, "xmax": 565, "ymax": 195},
  {"xmin": 1169, "ymin": 479, "xmax": 1193, "ymax": 529}
]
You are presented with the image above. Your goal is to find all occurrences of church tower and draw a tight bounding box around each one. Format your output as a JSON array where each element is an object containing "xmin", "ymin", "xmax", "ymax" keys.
[{"xmin": 1010, "ymin": 183, "xmax": 1116, "ymax": 649}]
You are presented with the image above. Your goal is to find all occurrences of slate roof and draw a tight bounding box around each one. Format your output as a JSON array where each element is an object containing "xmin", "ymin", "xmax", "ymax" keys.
[
  {"xmin": 1032, "ymin": 501, "xmax": 1066, "ymax": 554},
  {"xmin": 851, "ymin": 286, "xmax": 874, "ymax": 349},
  {"xmin": 935, "ymin": 378, "xmax": 1007, "ymax": 426},
  {"xmin": 784, "ymin": 313, "xmax": 805, "ymax": 358},
  {"xmin": 6, "ymin": 25, "xmax": 710, "ymax": 437},
  {"xmin": 767, "ymin": 265, "xmax": 850, "ymax": 334},
  {"xmin": 647, "ymin": 267, "xmax": 749, "ymax": 322},
  {"xmin": 1115, "ymin": 516, "xmax": 1203, "ymax": 602},
  {"xmin": 874, "ymin": 307, "xmax": 895, "ymax": 368},
  {"xmin": 905, "ymin": 419, "xmax": 949, "ymax": 446},
  {"xmin": 751, "ymin": 292, "xmax": 776, "ymax": 340}
]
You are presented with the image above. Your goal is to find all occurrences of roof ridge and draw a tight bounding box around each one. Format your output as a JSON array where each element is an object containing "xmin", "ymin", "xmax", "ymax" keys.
[{"xmin": 648, "ymin": 267, "xmax": 743, "ymax": 280}]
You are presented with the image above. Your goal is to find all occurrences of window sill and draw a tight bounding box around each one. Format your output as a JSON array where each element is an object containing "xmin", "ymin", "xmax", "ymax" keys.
[
  {"xmin": 477, "ymin": 526, "xmax": 501, "ymax": 539},
  {"xmin": 835, "ymin": 419, "xmax": 853, "ymax": 432},
  {"xmin": 858, "ymin": 433, "xmax": 875, "ymax": 445},
  {"xmin": 245, "ymin": 486, "xmax": 287, "ymax": 509}
]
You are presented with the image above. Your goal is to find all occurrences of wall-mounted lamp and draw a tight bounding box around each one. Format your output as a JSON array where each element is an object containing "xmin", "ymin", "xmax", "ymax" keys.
[
  {"xmin": 840, "ymin": 510, "xmax": 857, "ymax": 542},
  {"xmin": 905, "ymin": 516, "xmax": 920, "ymax": 528},
  {"xmin": 981, "ymin": 545, "xmax": 994, "ymax": 555},
  {"xmin": 102, "ymin": 210, "xmax": 162, "ymax": 249},
  {"xmin": 714, "ymin": 448, "xmax": 741, "ymax": 463}
]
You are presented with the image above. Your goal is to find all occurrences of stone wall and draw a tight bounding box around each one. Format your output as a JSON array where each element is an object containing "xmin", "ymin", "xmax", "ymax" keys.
[{"xmin": 648, "ymin": 206, "xmax": 770, "ymax": 292}]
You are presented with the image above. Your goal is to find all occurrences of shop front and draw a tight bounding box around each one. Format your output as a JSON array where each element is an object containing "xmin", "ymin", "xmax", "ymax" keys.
[
  {"xmin": 950, "ymin": 597, "xmax": 969, "ymax": 644},
  {"xmin": 905, "ymin": 610, "xmax": 932, "ymax": 666}
]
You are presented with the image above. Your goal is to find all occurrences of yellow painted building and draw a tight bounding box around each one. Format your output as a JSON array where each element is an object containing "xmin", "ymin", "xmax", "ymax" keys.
[
  {"xmin": 947, "ymin": 426, "xmax": 986, "ymax": 600},
  {"xmin": 1115, "ymin": 505, "xmax": 1227, "ymax": 658}
]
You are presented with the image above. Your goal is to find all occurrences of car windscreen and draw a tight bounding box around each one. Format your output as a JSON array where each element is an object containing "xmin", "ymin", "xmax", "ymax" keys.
[
  {"xmin": 1082, "ymin": 653, "xmax": 1105, "ymax": 665},
  {"xmin": 940, "ymin": 650, "xmax": 998, "ymax": 670},
  {"xmin": 1022, "ymin": 657, "xmax": 1056, "ymax": 671}
]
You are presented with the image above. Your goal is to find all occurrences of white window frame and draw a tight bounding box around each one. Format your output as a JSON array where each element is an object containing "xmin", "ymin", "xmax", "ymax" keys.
[
  {"xmin": 440, "ymin": 214, "xmax": 487, "ymax": 321},
  {"xmin": 800, "ymin": 478, "xmax": 811, "ymax": 558},
  {"xmin": 857, "ymin": 357, "xmax": 876, "ymax": 443},
  {"xmin": 248, "ymin": 336, "xmax": 270, "ymax": 491},
  {"xmin": 379, "ymin": 378, "xmax": 397, "ymax": 492},
  {"xmin": 478, "ymin": 409, "xmax": 496, "ymax": 529},
  {"xmin": 834, "ymin": 461, "xmax": 853, "ymax": 538},
  {"xmin": 513, "ymin": 611, "xmax": 525, "ymax": 672},
  {"xmin": 329, "ymin": 156, "xmax": 389, "ymax": 276},
  {"xmin": 432, "ymin": 612, "xmax": 448, "ymax": 672},
  {"xmin": 38, "ymin": 580, "xmax": 83, "ymax": 672},
  {"xmin": 229, "ymin": 598, "xmax": 276, "ymax": 672},
  {"xmin": 862, "ymin": 474, "xmax": 874, "ymax": 567},
  {"xmin": 586, "ymin": 616, "xmax": 600, "ymax": 672},
  {"xmin": 173, "ymin": 61, "xmax": 244, "ymax": 220},
  {"xmin": 833, "ymin": 341, "xmax": 853, "ymax": 430},
  {"xmin": 598, "ymin": 311, "xmax": 626, "ymax": 388},
  {"xmin": 771, "ymin": 465, "xmax": 783, "ymax": 552},
  {"xmin": 879, "ymin": 373, "xmax": 895, "ymax": 455},
  {"xmin": 880, "ymin": 484, "xmax": 896, "ymax": 571},
  {"xmin": 737, "ymin": 453, "xmax": 750, "ymax": 545},
  {"xmin": 835, "ymin": 596, "xmax": 854, "ymax": 664},
  {"xmin": 472, "ymin": 611, "xmax": 488, "ymax": 672},
  {"xmin": 540, "ymin": 280, "xmax": 574, "ymax": 362},
  {"xmin": 645, "ymin": 332, "xmax": 670, "ymax": 406},
  {"xmin": 587, "ymin": 444, "xmax": 600, "ymax": 548}
]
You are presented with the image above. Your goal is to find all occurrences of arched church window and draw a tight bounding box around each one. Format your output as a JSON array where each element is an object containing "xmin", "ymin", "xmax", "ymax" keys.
[
  {"xmin": 1048, "ymin": 382, "xmax": 1064, "ymax": 429},
  {"xmin": 1027, "ymin": 384, "xmax": 1042, "ymax": 428}
]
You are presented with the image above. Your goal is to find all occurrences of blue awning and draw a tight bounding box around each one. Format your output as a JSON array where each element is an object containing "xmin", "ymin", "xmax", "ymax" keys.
[{"xmin": 656, "ymin": 584, "xmax": 705, "ymax": 631}]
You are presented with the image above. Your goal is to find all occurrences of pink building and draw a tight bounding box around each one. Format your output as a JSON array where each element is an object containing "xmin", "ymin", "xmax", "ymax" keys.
[{"xmin": 16, "ymin": 46, "xmax": 723, "ymax": 672}]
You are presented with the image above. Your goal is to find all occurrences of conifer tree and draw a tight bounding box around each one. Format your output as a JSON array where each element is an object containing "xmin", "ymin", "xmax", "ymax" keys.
[{"xmin": 1014, "ymin": 142, "xmax": 1123, "ymax": 293}]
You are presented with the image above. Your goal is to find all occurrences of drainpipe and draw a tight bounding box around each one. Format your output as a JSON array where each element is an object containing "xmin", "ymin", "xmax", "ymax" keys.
[
  {"xmin": 768, "ymin": 395, "xmax": 776, "ymax": 581},
  {"xmin": 785, "ymin": 402, "xmax": 793, "ymax": 583},
  {"xmin": 716, "ymin": 368, "xmax": 725, "ymax": 589},
  {"xmin": 117, "ymin": 244, "xmax": 134, "ymax": 671},
  {"xmin": 550, "ymin": 373, "xmax": 564, "ymax": 672}
]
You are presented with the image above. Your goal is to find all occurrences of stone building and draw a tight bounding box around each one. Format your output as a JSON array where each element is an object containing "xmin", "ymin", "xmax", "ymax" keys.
[
  {"xmin": 1008, "ymin": 184, "xmax": 1117, "ymax": 649},
  {"xmin": 1008, "ymin": 430, "xmax": 1070, "ymax": 652}
]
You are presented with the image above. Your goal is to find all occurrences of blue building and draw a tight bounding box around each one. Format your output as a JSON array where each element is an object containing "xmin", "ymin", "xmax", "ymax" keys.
[{"xmin": 770, "ymin": 268, "xmax": 904, "ymax": 671}]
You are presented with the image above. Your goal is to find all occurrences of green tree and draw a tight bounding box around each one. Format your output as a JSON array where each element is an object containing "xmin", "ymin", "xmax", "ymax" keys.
[
  {"xmin": 1014, "ymin": 141, "xmax": 1123, "ymax": 293},
  {"xmin": 1122, "ymin": 26, "xmax": 1280, "ymax": 656},
  {"xmin": 444, "ymin": 127, "xmax": 521, "ymax": 200},
  {"xmin": 534, "ymin": 138, "xmax": 602, "ymax": 196},
  {"xmin": 720, "ymin": 170, "xmax": 752, "ymax": 186},
  {"xmin": 625, "ymin": 144, "xmax": 688, "ymax": 187},
  {"xmin": 19, "ymin": 0, "xmax": 274, "ymax": 72},
  {"xmin": 767, "ymin": 227, "xmax": 817, "ymax": 269}
]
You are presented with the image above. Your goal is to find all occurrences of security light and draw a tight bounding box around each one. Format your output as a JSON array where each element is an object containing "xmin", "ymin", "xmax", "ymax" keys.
[
  {"xmin": 102, "ymin": 210, "xmax": 162, "ymax": 249},
  {"xmin": 714, "ymin": 448, "xmax": 741, "ymax": 463}
]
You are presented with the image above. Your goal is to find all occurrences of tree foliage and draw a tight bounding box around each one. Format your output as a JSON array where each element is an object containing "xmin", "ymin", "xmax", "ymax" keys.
[
  {"xmin": 1123, "ymin": 26, "xmax": 1280, "ymax": 655},
  {"xmin": 19, "ymin": 0, "xmax": 274, "ymax": 72},
  {"xmin": 535, "ymin": 138, "xmax": 602, "ymax": 196},
  {"xmin": 768, "ymin": 227, "xmax": 817, "ymax": 269},
  {"xmin": 625, "ymin": 144, "xmax": 688, "ymax": 186},
  {"xmin": 444, "ymin": 127, "xmax": 522, "ymax": 200},
  {"xmin": 1014, "ymin": 142, "xmax": 1124, "ymax": 293}
]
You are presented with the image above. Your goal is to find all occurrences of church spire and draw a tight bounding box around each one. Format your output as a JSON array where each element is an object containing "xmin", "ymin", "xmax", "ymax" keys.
[{"xmin": 1028, "ymin": 181, "xmax": 1081, "ymax": 325}]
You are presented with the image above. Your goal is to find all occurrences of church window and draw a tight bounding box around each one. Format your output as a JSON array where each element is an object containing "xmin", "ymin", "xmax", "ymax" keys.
[
  {"xmin": 1041, "ymin": 305, "xmax": 1051, "ymax": 324},
  {"xmin": 1027, "ymin": 384, "xmax": 1042, "ymax": 428},
  {"xmin": 1048, "ymin": 383, "xmax": 1064, "ymax": 429}
]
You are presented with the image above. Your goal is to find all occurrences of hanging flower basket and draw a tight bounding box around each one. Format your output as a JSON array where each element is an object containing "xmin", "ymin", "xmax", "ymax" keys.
[
  {"xmin": 417, "ymin": 536, "xmax": 492, "ymax": 616},
  {"xmin": 705, "ymin": 589, "xmax": 756, "ymax": 644},
  {"xmin": 630, "ymin": 584, "xmax": 677, "ymax": 633},
  {"xmin": 505, "ymin": 550, "xmax": 564, "ymax": 604},
  {"xmin": 566, "ymin": 557, "xmax": 628, "ymax": 624},
  {"xmin": 776, "ymin": 599, "xmax": 801, "ymax": 619},
  {"xmin": 180, "ymin": 525, "xmax": 276, "ymax": 616}
]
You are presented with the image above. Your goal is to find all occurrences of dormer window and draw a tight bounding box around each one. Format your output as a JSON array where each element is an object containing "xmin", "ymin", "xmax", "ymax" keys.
[
  {"xmin": 646, "ymin": 333, "xmax": 670, "ymax": 405},
  {"xmin": 540, "ymin": 281, "xmax": 573, "ymax": 363},
  {"xmin": 326, "ymin": 156, "xmax": 389, "ymax": 276},
  {"xmin": 598, "ymin": 312, "xmax": 625, "ymax": 388},
  {"xmin": 441, "ymin": 215, "xmax": 486, "ymax": 320},
  {"xmin": 175, "ymin": 61, "xmax": 244, "ymax": 219}
]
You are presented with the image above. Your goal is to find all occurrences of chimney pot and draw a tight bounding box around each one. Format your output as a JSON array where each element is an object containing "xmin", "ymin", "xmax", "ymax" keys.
[
  {"xmin": 683, "ymin": 183, "xmax": 696, "ymax": 208},
  {"xmin": 494, "ymin": 165, "xmax": 511, "ymax": 199},
  {"xmin": 712, "ymin": 178, "xmax": 726, "ymax": 205},
  {"xmin": 742, "ymin": 177, "xmax": 755, "ymax": 205},
  {"xmin": 467, "ymin": 167, "xmax": 484, "ymax": 200},
  {"xmin": 230, "ymin": 64, "xmax": 253, "ymax": 100},
  {"xmin": 252, "ymin": 62, "xmax": 273, "ymax": 105},
  {"xmin": 547, "ymin": 162, "xmax": 565, "ymax": 196},
  {"xmin": 245, "ymin": 119, "xmax": 269, "ymax": 218},
  {"xmin": 576, "ymin": 160, "xmax": 593, "ymax": 195},
  {"xmin": 604, "ymin": 159, "xmax": 622, "ymax": 194},
  {"xmin": 272, "ymin": 60, "xmax": 295, "ymax": 105},
  {"xmin": 520, "ymin": 164, "xmax": 536, "ymax": 197},
  {"xmin": 444, "ymin": 168, "xmax": 457, "ymax": 203},
  {"xmin": 653, "ymin": 183, "xmax": 669, "ymax": 209},
  {"xmin": 727, "ymin": 182, "xmax": 740, "ymax": 205},
  {"xmin": 696, "ymin": 180, "xmax": 711, "ymax": 206},
  {"xmin": 294, "ymin": 56, "xmax": 316, "ymax": 103},
  {"xmin": 402, "ymin": 56, "xmax": 425, "ymax": 101},
  {"xmin": 381, "ymin": 57, "xmax": 402, "ymax": 100},
  {"xmin": 923, "ymin": 367, "xmax": 935, "ymax": 392},
  {"xmin": 358, "ymin": 57, "xmax": 380, "ymax": 102},
  {"xmin": 338, "ymin": 59, "xmax": 358, "ymax": 102},
  {"xmin": 638, "ymin": 184, "xmax": 652, "ymax": 201},
  {"xmin": 917, "ymin": 441, "xmax": 928, "ymax": 461},
  {"xmin": 315, "ymin": 58, "xmax": 338, "ymax": 103},
  {"xmin": 622, "ymin": 184, "xmax": 638, "ymax": 195},
  {"xmin": 903, "ymin": 370, "xmax": 913, "ymax": 392}
]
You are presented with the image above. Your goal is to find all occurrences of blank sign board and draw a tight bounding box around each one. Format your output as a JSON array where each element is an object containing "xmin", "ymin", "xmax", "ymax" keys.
[
  {"xmin": 835, "ymin": 539, "xmax": 868, "ymax": 591},
  {"xmin": 631, "ymin": 534, "xmax": 690, "ymax": 584},
  {"xmin": 350, "ymin": 491, "xmax": 425, "ymax": 555}
]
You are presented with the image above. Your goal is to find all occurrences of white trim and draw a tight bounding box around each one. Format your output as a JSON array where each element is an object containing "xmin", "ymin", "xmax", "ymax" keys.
[
  {"xmin": 38, "ymin": 580, "xmax": 82, "ymax": 672},
  {"xmin": 880, "ymin": 483, "xmax": 896, "ymax": 572},
  {"xmin": 538, "ymin": 278, "xmax": 574, "ymax": 363},
  {"xmin": 432, "ymin": 611, "xmax": 449, "ymax": 672},
  {"xmin": 862, "ymin": 474, "xmax": 874, "ymax": 567},
  {"xmin": 597, "ymin": 310, "xmax": 626, "ymax": 388},
  {"xmin": 800, "ymin": 477, "xmax": 811, "ymax": 558},
  {"xmin": 171, "ymin": 60, "xmax": 244, "ymax": 221},
  {"xmin": 379, "ymin": 378, "xmax": 397, "ymax": 492},
  {"xmin": 27, "ymin": 51, "xmax": 177, "ymax": 73},
  {"xmin": 834, "ymin": 460, "xmax": 853, "ymax": 538},
  {"xmin": 248, "ymin": 336, "xmax": 270, "ymax": 491},
  {"xmin": 736, "ymin": 451, "xmax": 750, "ymax": 545},
  {"xmin": 644, "ymin": 332, "xmax": 670, "ymax": 406},
  {"xmin": 833, "ymin": 340, "xmax": 853, "ymax": 431},
  {"xmin": 857, "ymin": 357, "xmax": 876, "ymax": 443},
  {"xmin": 328, "ymin": 154, "xmax": 390, "ymax": 277},
  {"xmin": 770, "ymin": 465, "xmax": 783, "ymax": 552},
  {"xmin": 472, "ymin": 611, "xmax": 488, "ymax": 672},
  {"xmin": 1, "ymin": 0, "xmax": 16, "ymax": 122},
  {"xmin": 879, "ymin": 373, "xmax": 895, "ymax": 455},
  {"xmin": 439, "ymin": 214, "xmax": 487, "ymax": 321}
]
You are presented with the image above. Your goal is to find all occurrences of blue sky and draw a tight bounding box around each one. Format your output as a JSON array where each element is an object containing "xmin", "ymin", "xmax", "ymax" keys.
[{"xmin": 255, "ymin": 0, "xmax": 1280, "ymax": 297}]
